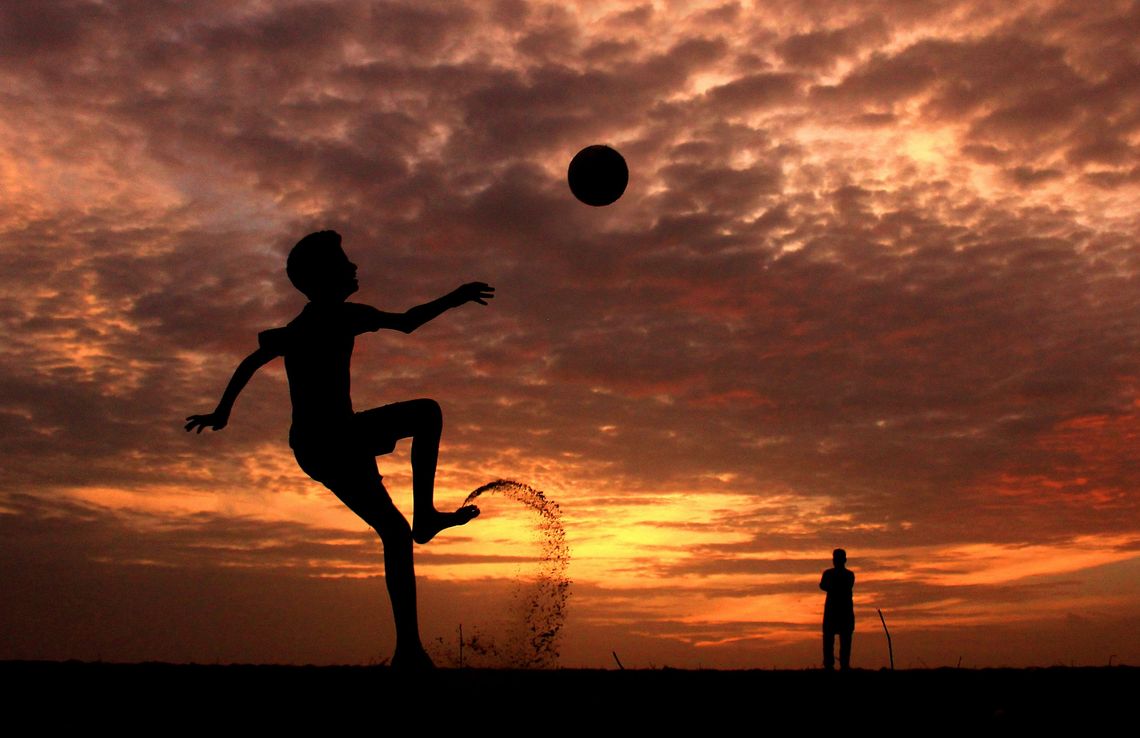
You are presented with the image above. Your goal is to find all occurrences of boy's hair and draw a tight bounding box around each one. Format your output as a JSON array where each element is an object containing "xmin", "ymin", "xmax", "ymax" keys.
[{"xmin": 287, "ymin": 230, "xmax": 343, "ymax": 297}]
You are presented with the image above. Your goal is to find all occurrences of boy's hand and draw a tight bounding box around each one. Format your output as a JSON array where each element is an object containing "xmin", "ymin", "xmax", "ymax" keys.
[
  {"xmin": 452, "ymin": 282, "xmax": 495, "ymax": 306},
  {"xmin": 185, "ymin": 412, "xmax": 229, "ymax": 433}
]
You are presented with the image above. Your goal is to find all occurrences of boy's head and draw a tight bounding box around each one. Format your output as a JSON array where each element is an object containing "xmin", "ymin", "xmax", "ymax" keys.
[
  {"xmin": 833, "ymin": 548, "xmax": 847, "ymax": 567},
  {"xmin": 287, "ymin": 230, "xmax": 358, "ymax": 301}
]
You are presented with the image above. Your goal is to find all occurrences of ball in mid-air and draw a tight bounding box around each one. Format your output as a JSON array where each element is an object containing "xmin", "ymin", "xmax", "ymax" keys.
[{"xmin": 567, "ymin": 145, "xmax": 628, "ymax": 206}]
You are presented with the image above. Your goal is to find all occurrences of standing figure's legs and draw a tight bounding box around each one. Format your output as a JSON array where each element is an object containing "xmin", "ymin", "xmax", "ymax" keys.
[
  {"xmin": 354, "ymin": 399, "xmax": 479, "ymax": 544},
  {"xmin": 839, "ymin": 630, "xmax": 853, "ymax": 671},
  {"xmin": 823, "ymin": 629, "xmax": 836, "ymax": 670}
]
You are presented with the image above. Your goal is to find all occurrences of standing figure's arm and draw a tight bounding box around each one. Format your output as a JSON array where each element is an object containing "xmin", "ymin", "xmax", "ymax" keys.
[
  {"xmin": 820, "ymin": 570, "xmax": 832, "ymax": 592},
  {"xmin": 366, "ymin": 282, "xmax": 495, "ymax": 334},
  {"xmin": 185, "ymin": 346, "xmax": 278, "ymax": 433}
]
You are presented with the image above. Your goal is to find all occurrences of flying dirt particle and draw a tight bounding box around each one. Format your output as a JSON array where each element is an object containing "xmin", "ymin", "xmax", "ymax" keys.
[{"xmin": 453, "ymin": 479, "xmax": 571, "ymax": 668}]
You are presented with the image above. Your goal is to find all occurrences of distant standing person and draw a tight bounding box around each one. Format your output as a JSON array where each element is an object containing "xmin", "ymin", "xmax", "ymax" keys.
[{"xmin": 820, "ymin": 548, "xmax": 855, "ymax": 670}]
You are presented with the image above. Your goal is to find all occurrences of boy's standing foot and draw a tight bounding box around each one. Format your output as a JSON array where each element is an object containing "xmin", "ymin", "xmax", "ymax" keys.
[
  {"xmin": 391, "ymin": 645, "xmax": 436, "ymax": 672},
  {"xmin": 412, "ymin": 505, "xmax": 481, "ymax": 544}
]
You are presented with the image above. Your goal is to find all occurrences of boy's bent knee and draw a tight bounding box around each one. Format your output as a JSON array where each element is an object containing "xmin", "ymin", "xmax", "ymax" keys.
[{"xmin": 416, "ymin": 398, "xmax": 442, "ymax": 428}]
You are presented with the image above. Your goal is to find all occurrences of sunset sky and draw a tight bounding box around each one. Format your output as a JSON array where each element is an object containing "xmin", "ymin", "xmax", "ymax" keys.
[{"xmin": 3, "ymin": 0, "xmax": 1139, "ymax": 669}]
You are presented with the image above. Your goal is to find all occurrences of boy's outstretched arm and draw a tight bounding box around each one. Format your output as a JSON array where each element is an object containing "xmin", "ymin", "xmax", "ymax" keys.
[
  {"xmin": 185, "ymin": 347, "xmax": 277, "ymax": 433},
  {"xmin": 378, "ymin": 282, "xmax": 494, "ymax": 334}
]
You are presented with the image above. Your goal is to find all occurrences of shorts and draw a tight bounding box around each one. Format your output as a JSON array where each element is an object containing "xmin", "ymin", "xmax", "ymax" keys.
[{"xmin": 290, "ymin": 406, "xmax": 405, "ymax": 488}]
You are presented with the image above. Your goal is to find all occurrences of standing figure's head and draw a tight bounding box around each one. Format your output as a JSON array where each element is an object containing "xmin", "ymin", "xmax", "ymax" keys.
[
  {"xmin": 287, "ymin": 230, "xmax": 358, "ymax": 302},
  {"xmin": 833, "ymin": 548, "xmax": 847, "ymax": 568}
]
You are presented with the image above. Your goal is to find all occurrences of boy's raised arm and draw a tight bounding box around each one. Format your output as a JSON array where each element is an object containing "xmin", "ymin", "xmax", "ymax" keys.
[
  {"xmin": 370, "ymin": 281, "xmax": 494, "ymax": 334},
  {"xmin": 185, "ymin": 346, "xmax": 277, "ymax": 433}
]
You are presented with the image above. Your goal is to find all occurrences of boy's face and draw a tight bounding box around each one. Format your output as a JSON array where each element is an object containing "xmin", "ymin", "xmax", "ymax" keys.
[{"xmin": 312, "ymin": 246, "xmax": 358, "ymax": 302}]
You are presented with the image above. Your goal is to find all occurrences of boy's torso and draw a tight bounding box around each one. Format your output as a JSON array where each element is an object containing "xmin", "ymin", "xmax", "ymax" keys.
[{"xmin": 259, "ymin": 302, "xmax": 382, "ymax": 444}]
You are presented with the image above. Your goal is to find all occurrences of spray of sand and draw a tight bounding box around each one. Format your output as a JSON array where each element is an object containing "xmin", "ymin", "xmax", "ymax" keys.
[{"xmin": 456, "ymin": 479, "xmax": 570, "ymax": 668}]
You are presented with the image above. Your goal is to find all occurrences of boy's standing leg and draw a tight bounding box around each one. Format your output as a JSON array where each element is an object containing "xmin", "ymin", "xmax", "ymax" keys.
[
  {"xmin": 373, "ymin": 494, "xmax": 427, "ymax": 667},
  {"xmin": 320, "ymin": 459, "xmax": 433, "ymax": 669}
]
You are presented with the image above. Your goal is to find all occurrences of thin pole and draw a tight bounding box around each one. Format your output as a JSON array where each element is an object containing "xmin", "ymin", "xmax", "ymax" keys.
[{"xmin": 877, "ymin": 608, "xmax": 894, "ymax": 670}]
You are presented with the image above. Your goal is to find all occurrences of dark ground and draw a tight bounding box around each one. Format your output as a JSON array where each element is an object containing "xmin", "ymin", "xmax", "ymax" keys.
[{"xmin": 3, "ymin": 661, "xmax": 1133, "ymax": 730}]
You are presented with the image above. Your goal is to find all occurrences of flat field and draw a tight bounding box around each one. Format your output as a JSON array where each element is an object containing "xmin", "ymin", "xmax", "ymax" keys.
[{"xmin": 3, "ymin": 661, "xmax": 1131, "ymax": 730}]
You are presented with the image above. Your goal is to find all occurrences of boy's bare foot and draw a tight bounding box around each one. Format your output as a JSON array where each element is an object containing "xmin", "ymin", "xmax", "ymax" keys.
[
  {"xmin": 412, "ymin": 505, "xmax": 480, "ymax": 544},
  {"xmin": 391, "ymin": 646, "xmax": 436, "ymax": 673}
]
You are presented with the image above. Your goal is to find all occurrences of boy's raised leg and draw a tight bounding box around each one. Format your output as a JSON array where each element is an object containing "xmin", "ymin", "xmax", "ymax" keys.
[
  {"xmin": 373, "ymin": 399, "xmax": 479, "ymax": 543},
  {"xmin": 354, "ymin": 399, "xmax": 479, "ymax": 543}
]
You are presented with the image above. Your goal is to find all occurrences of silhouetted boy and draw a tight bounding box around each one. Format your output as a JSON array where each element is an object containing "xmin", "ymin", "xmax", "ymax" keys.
[
  {"xmin": 820, "ymin": 548, "xmax": 855, "ymax": 670},
  {"xmin": 186, "ymin": 230, "xmax": 493, "ymax": 670}
]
